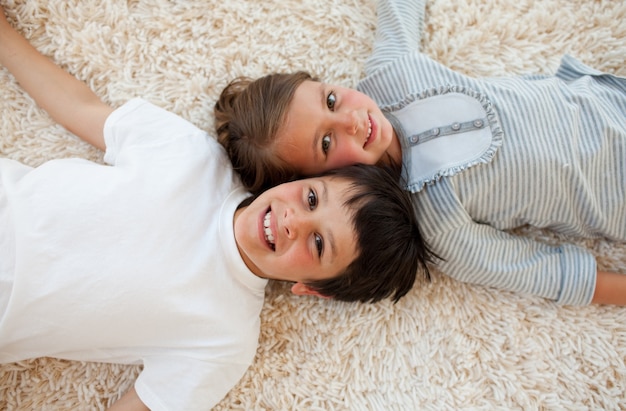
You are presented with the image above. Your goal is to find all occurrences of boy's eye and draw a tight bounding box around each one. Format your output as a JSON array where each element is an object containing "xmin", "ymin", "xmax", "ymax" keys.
[
  {"xmin": 314, "ymin": 233, "xmax": 324, "ymax": 258},
  {"xmin": 321, "ymin": 135, "xmax": 331, "ymax": 155},
  {"xmin": 326, "ymin": 91, "xmax": 336, "ymax": 111},
  {"xmin": 307, "ymin": 189, "xmax": 318, "ymax": 210}
]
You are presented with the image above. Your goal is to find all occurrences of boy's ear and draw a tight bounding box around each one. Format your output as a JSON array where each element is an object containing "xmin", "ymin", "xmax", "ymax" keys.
[{"xmin": 290, "ymin": 282, "xmax": 331, "ymax": 299}]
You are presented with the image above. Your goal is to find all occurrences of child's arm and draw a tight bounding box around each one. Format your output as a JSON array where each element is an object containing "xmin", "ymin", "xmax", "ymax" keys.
[
  {"xmin": 364, "ymin": 0, "xmax": 427, "ymax": 75},
  {"xmin": 0, "ymin": 7, "xmax": 113, "ymax": 151},
  {"xmin": 106, "ymin": 387, "xmax": 150, "ymax": 411},
  {"xmin": 591, "ymin": 271, "xmax": 626, "ymax": 305}
]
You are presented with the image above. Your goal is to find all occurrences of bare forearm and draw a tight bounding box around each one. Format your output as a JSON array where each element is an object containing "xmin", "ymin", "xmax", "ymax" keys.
[
  {"xmin": 591, "ymin": 270, "xmax": 626, "ymax": 305},
  {"xmin": 0, "ymin": 9, "xmax": 111, "ymax": 150},
  {"xmin": 107, "ymin": 387, "xmax": 150, "ymax": 411}
]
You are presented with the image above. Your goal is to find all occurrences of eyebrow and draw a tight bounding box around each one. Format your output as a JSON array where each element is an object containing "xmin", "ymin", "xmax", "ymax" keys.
[
  {"xmin": 320, "ymin": 179, "xmax": 337, "ymax": 264},
  {"xmin": 311, "ymin": 83, "xmax": 326, "ymax": 164}
]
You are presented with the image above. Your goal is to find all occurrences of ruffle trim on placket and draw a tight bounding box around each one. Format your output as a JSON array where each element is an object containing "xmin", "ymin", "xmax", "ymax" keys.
[{"xmin": 385, "ymin": 84, "xmax": 504, "ymax": 193}]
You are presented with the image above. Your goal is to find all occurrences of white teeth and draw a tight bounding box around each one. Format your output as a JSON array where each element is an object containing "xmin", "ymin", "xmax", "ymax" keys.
[
  {"xmin": 365, "ymin": 118, "xmax": 372, "ymax": 146},
  {"xmin": 263, "ymin": 211, "xmax": 275, "ymax": 247}
]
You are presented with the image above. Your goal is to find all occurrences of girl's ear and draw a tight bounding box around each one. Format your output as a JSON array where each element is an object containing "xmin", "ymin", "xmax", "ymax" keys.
[{"xmin": 290, "ymin": 282, "xmax": 331, "ymax": 299}]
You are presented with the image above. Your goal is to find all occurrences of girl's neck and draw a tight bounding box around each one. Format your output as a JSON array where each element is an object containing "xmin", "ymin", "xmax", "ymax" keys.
[
  {"xmin": 384, "ymin": 129, "xmax": 403, "ymax": 168},
  {"xmin": 376, "ymin": 131, "xmax": 403, "ymax": 174}
]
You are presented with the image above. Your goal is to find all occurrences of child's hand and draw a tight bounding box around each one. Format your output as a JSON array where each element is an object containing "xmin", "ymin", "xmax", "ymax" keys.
[
  {"xmin": 0, "ymin": 6, "xmax": 8, "ymax": 25},
  {"xmin": 0, "ymin": 7, "xmax": 13, "ymax": 61},
  {"xmin": 0, "ymin": 6, "xmax": 14, "ymax": 45}
]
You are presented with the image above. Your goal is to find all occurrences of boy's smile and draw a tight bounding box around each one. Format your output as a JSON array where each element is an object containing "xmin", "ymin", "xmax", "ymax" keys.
[
  {"xmin": 233, "ymin": 176, "xmax": 358, "ymax": 292},
  {"xmin": 262, "ymin": 209, "xmax": 276, "ymax": 250},
  {"xmin": 274, "ymin": 80, "xmax": 400, "ymax": 175}
]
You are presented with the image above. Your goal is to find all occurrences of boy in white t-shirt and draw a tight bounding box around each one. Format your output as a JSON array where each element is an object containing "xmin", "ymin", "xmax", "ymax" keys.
[{"xmin": 0, "ymin": 7, "xmax": 435, "ymax": 411}]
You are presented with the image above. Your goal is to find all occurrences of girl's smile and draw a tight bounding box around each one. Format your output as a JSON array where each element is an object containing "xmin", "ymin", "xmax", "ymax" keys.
[{"xmin": 364, "ymin": 113, "xmax": 376, "ymax": 149}]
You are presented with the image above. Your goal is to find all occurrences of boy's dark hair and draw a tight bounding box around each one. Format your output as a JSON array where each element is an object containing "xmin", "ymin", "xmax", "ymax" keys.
[
  {"xmin": 304, "ymin": 164, "xmax": 437, "ymax": 304},
  {"xmin": 214, "ymin": 72, "xmax": 314, "ymax": 195}
]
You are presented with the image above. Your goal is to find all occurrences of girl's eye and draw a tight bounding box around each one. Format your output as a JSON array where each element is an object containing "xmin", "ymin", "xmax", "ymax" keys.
[
  {"xmin": 307, "ymin": 189, "xmax": 318, "ymax": 210},
  {"xmin": 321, "ymin": 135, "xmax": 331, "ymax": 155},
  {"xmin": 326, "ymin": 91, "xmax": 336, "ymax": 111},
  {"xmin": 314, "ymin": 234, "xmax": 324, "ymax": 258}
]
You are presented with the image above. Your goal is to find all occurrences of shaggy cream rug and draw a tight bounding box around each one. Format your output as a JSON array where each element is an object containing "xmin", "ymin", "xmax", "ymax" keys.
[{"xmin": 1, "ymin": 0, "xmax": 625, "ymax": 409}]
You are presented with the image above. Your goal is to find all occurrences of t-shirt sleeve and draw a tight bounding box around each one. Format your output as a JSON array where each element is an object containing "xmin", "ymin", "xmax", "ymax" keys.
[
  {"xmin": 432, "ymin": 221, "xmax": 597, "ymax": 306},
  {"xmin": 102, "ymin": 98, "xmax": 207, "ymax": 166},
  {"xmin": 364, "ymin": 0, "xmax": 427, "ymax": 75},
  {"xmin": 134, "ymin": 355, "xmax": 251, "ymax": 411}
]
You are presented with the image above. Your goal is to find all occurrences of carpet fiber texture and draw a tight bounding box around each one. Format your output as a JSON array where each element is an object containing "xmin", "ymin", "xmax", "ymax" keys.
[{"xmin": 1, "ymin": 0, "xmax": 625, "ymax": 409}]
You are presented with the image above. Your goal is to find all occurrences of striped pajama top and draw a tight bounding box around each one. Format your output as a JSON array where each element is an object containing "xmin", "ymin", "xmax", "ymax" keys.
[{"xmin": 358, "ymin": 0, "xmax": 626, "ymax": 305}]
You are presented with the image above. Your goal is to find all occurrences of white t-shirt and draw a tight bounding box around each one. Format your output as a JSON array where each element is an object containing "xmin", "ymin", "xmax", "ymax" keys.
[{"xmin": 0, "ymin": 99, "xmax": 268, "ymax": 410}]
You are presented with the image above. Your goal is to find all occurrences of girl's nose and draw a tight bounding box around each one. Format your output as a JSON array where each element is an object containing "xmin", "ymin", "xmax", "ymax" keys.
[{"xmin": 340, "ymin": 110, "xmax": 359, "ymax": 136}]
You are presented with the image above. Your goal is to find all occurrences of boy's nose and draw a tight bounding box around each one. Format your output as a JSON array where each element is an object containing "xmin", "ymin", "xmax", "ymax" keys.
[{"xmin": 283, "ymin": 208, "xmax": 311, "ymax": 240}]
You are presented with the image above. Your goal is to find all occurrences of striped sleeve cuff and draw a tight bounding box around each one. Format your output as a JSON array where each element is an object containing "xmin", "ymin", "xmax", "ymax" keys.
[{"xmin": 556, "ymin": 244, "xmax": 597, "ymax": 306}]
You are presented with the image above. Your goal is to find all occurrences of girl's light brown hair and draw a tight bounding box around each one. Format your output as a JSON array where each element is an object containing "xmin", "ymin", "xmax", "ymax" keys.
[{"xmin": 214, "ymin": 72, "xmax": 314, "ymax": 195}]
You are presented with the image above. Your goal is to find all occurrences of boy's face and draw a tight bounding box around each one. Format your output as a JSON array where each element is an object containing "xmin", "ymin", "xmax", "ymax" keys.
[
  {"xmin": 275, "ymin": 80, "xmax": 398, "ymax": 176},
  {"xmin": 234, "ymin": 176, "xmax": 358, "ymax": 295}
]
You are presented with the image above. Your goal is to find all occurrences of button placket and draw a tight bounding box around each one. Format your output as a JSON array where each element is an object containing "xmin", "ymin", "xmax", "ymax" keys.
[{"xmin": 407, "ymin": 117, "xmax": 488, "ymax": 146}]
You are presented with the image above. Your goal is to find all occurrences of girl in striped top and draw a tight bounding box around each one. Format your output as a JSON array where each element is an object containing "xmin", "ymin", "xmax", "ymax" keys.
[{"xmin": 215, "ymin": 0, "xmax": 626, "ymax": 306}]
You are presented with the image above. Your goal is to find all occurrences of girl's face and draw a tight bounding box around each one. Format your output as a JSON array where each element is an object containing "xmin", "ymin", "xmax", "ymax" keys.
[{"xmin": 274, "ymin": 81, "xmax": 399, "ymax": 175}]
